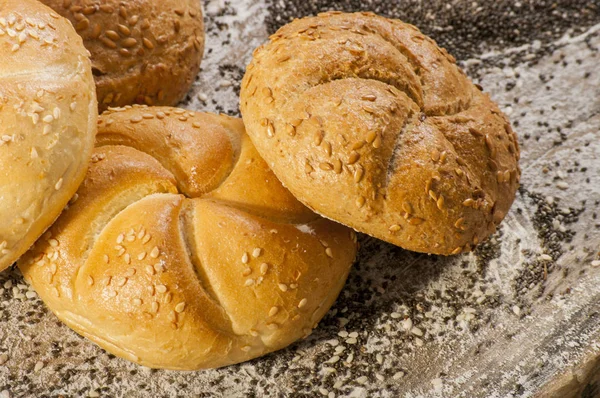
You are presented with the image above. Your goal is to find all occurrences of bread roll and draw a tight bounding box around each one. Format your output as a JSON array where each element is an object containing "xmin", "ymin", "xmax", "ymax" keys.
[
  {"xmin": 19, "ymin": 106, "xmax": 357, "ymax": 370},
  {"xmin": 0, "ymin": 0, "xmax": 97, "ymax": 271},
  {"xmin": 40, "ymin": 0, "xmax": 205, "ymax": 112},
  {"xmin": 240, "ymin": 12, "xmax": 520, "ymax": 256}
]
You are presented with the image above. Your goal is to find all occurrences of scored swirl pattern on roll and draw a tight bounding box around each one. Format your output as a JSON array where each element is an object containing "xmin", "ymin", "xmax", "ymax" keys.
[
  {"xmin": 19, "ymin": 106, "xmax": 357, "ymax": 370},
  {"xmin": 241, "ymin": 12, "xmax": 520, "ymax": 255}
]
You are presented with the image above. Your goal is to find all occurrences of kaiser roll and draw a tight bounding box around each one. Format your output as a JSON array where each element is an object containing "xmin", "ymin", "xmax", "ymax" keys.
[
  {"xmin": 240, "ymin": 12, "xmax": 521, "ymax": 256},
  {"xmin": 0, "ymin": 0, "xmax": 97, "ymax": 272},
  {"xmin": 40, "ymin": 0, "xmax": 205, "ymax": 112},
  {"xmin": 19, "ymin": 106, "xmax": 357, "ymax": 370}
]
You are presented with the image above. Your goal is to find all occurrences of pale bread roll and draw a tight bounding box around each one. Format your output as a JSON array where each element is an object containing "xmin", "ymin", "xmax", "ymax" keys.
[
  {"xmin": 19, "ymin": 106, "xmax": 357, "ymax": 370},
  {"xmin": 0, "ymin": 0, "xmax": 97, "ymax": 271},
  {"xmin": 240, "ymin": 12, "xmax": 520, "ymax": 256}
]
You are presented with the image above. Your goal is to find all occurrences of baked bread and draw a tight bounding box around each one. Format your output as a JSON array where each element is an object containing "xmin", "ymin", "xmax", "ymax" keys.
[
  {"xmin": 19, "ymin": 106, "xmax": 357, "ymax": 370},
  {"xmin": 0, "ymin": 0, "xmax": 97, "ymax": 271},
  {"xmin": 240, "ymin": 12, "xmax": 520, "ymax": 256},
  {"xmin": 40, "ymin": 0, "xmax": 205, "ymax": 112}
]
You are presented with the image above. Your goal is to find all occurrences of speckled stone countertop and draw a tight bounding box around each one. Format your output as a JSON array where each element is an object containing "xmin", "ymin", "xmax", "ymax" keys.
[{"xmin": 1, "ymin": 1, "xmax": 599, "ymax": 397}]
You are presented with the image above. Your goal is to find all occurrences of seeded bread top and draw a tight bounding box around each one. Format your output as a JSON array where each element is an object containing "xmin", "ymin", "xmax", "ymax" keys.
[
  {"xmin": 19, "ymin": 106, "xmax": 357, "ymax": 370},
  {"xmin": 240, "ymin": 12, "xmax": 521, "ymax": 255},
  {"xmin": 40, "ymin": 0, "xmax": 205, "ymax": 112},
  {"xmin": 0, "ymin": 0, "xmax": 97, "ymax": 271}
]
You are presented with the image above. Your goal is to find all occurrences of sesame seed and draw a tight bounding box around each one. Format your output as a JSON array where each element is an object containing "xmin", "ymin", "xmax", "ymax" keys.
[
  {"xmin": 87, "ymin": 276, "xmax": 94, "ymax": 286},
  {"xmin": 591, "ymin": 260, "xmax": 600, "ymax": 267},
  {"xmin": 347, "ymin": 152, "xmax": 360, "ymax": 165},
  {"xmin": 156, "ymin": 285, "xmax": 167, "ymax": 293},
  {"xmin": 132, "ymin": 298, "xmax": 142, "ymax": 306},
  {"xmin": 351, "ymin": 166, "xmax": 364, "ymax": 184},
  {"xmin": 372, "ymin": 135, "xmax": 382, "ymax": 148},
  {"xmin": 137, "ymin": 252, "xmax": 146, "ymax": 261},
  {"xmin": 151, "ymin": 302, "xmax": 159, "ymax": 313},
  {"xmin": 42, "ymin": 115, "xmax": 53, "ymax": 123},
  {"xmin": 34, "ymin": 361, "xmax": 44, "ymax": 372},
  {"xmin": 260, "ymin": 263, "xmax": 269, "ymax": 274},
  {"xmin": 241, "ymin": 252, "xmax": 249, "ymax": 264},
  {"xmin": 356, "ymin": 196, "xmax": 366, "ymax": 208},
  {"xmin": 437, "ymin": 196, "xmax": 445, "ymax": 210},
  {"xmin": 266, "ymin": 122, "xmax": 275, "ymax": 138},
  {"xmin": 325, "ymin": 248, "xmax": 333, "ymax": 258},
  {"xmin": 54, "ymin": 178, "xmax": 63, "ymax": 190},
  {"xmin": 149, "ymin": 246, "xmax": 160, "ymax": 258},
  {"xmin": 411, "ymin": 327, "xmax": 424, "ymax": 336},
  {"xmin": 319, "ymin": 162, "xmax": 333, "ymax": 171},
  {"xmin": 362, "ymin": 94, "xmax": 377, "ymax": 101},
  {"xmin": 269, "ymin": 306, "xmax": 279, "ymax": 316},
  {"xmin": 409, "ymin": 217, "xmax": 425, "ymax": 226},
  {"xmin": 245, "ymin": 279, "xmax": 254, "ymax": 287},
  {"xmin": 252, "ymin": 248, "xmax": 262, "ymax": 258},
  {"xmin": 389, "ymin": 224, "xmax": 401, "ymax": 232},
  {"xmin": 175, "ymin": 302, "xmax": 186, "ymax": 313},
  {"xmin": 145, "ymin": 265, "xmax": 155, "ymax": 275},
  {"xmin": 278, "ymin": 283, "xmax": 288, "ymax": 292},
  {"xmin": 298, "ymin": 298, "xmax": 308, "ymax": 308}
]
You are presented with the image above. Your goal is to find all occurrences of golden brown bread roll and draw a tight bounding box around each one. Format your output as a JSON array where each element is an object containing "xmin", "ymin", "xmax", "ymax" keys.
[
  {"xmin": 19, "ymin": 106, "xmax": 357, "ymax": 370},
  {"xmin": 40, "ymin": 0, "xmax": 204, "ymax": 112},
  {"xmin": 0, "ymin": 0, "xmax": 97, "ymax": 271},
  {"xmin": 240, "ymin": 12, "xmax": 520, "ymax": 256}
]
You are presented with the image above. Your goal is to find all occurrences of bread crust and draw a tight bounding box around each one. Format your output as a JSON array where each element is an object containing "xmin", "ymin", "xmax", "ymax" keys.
[
  {"xmin": 240, "ymin": 12, "xmax": 520, "ymax": 255},
  {"xmin": 0, "ymin": 0, "xmax": 97, "ymax": 271},
  {"xmin": 19, "ymin": 106, "xmax": 357, "ymax": 370},
  {"xmin": 40, "ymin": 0, "xmax": 205, "ymax": 112}
]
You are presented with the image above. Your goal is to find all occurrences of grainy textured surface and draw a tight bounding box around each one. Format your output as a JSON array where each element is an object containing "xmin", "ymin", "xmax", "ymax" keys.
[{"xmin": 0, "ymin": 0, "xmax": 599, "ymax": 397}]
